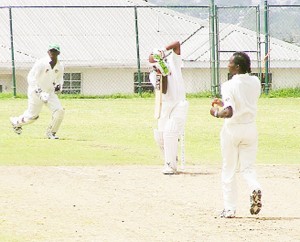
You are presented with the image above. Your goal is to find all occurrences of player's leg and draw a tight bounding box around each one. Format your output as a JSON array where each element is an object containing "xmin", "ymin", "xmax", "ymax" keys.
[
  {"xmin": 239, "ymin": 123, "xmax": 262, "ymax": 215},
  {"xmin": 154, "ymin": 129, "xmax": 164, "ymax": 156},
  {"xmin": 239, "ymin": 124, "xmax": 261, "ymax": 190},
  {"xmin": 162, "ymin": 100, "xmax": 188, "ymax": 174},
  {"xmin": 171, "ymin": 100, "xmax": 189, "ymax": 135},
  {"xmin": 46, "ymin": 94, "xmax": 65, "ymax": 139},
  {"xmin": 156, "ymin": 104, "xmax": 170, "ymax": 173},
  {"xmin": 10, "ymin": 92, "xmax": 43, "ymax": 134},
  {"xmin": 220, "ymin": 125, "xmax": 239, "ymax": 216},
  {"xmin": 163, "ymin": 118, "xmax": 180, "ymax": 174},
  {"xmin": 175, "ymin": 101, "xmax": 188, "ymax": 170}
]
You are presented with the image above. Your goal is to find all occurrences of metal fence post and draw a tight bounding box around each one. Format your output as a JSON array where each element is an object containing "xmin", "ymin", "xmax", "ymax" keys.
[
  {"xmin": 134, "ymin": 6, "xmax": 142, "ymax": 96},
  {"xmin": 215, "ymin": 5, "xmax": 220, "ymax": 96},
  {"xmin": 256, "ymin": 5, "xmax": 262, "ymax": 81},
  {"xmin": 209, "ymin": 0, "xmax": 217, "ymax": 97},
  {"xmin": 9, "ymin": 7, "xmax": 17, "ymax": 97},
  {"xmin": 264, "ymin": 0, "xmax": 270, "ymax": 94}
]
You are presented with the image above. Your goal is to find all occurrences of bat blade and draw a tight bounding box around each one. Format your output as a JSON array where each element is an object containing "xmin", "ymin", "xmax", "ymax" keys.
[{"xmin": 154, "ymin": 74, "xmax": 163, "ymax": 119}]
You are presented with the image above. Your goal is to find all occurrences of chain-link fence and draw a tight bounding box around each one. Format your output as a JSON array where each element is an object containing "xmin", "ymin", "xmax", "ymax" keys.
[
  {"xmin": 268, "ymin": 5, "xmax": 300, "ymax": 90},
  {"xmin": 212, "ymin": 5, "xmax": 261, "ymax": 94},
  {"xmin": 0, "ymin": 5, "xmax": 211, "ymax": 96},
  {"xmin": 0, "ymin": 2, "xmax": 300, "ymax": 97}
]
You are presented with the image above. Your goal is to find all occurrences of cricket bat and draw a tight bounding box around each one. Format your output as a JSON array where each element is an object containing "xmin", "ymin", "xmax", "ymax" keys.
[{"xmin": 154, "ymin": 74, "xmax": 163, "ymax": 119}]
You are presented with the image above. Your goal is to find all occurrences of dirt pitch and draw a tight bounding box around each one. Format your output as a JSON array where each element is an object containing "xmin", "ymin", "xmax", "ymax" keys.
[{"xmin": 0, "ymin": 165, "xmax": 299, "ymax": 242}]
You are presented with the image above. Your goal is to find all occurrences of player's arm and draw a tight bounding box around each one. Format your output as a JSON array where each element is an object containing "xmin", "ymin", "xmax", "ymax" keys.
[
  {"xmin": 54, "ymin": 65, "xmax": 64, "ymax": 93},
  {"xmin": 27, "ymin": 61, "xmax": 50, "ymax": 102},
  {"xmin": 27, "ymin": 61, "xmax": 42, "ymax": 89},
  {"xmin": 210, "ymin": 106, "xmax": 233, "ymax": 118},
  {"xmin": 149, "ymin": 40, "xmax": 181, "ymax": 63},
  {"xmin": 210, "ymin": 98, "xmax": 233, "ymax": 118},
  {"xmin": 165, "ymin": 41, "xmax": 180, "ymax": 55},
  {"xmin": 57, "ymin": 66, "xmax": 64, "ymax": 86}
]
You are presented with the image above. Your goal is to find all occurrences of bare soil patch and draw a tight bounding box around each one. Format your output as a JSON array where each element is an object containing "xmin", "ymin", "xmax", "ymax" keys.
[{"xmin": 0, "ymin": 165, "xmax": 299, "ymax": 242}]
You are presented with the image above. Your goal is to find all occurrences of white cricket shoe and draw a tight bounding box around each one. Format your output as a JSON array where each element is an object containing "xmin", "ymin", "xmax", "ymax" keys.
[
  {"xmin": 10, "ymin": 117, "xmax": 22, "ymax": 135},
  {"xmin": 220, "ymin": 209, "xmax": 236, "ymax": 218},
  {"xmin": 47, "ymin": 132, "xmax": 59, "ymax": 140},
  {"xmin": 162, "ymin": 163, "xmax": 177, "ymax": 175}
]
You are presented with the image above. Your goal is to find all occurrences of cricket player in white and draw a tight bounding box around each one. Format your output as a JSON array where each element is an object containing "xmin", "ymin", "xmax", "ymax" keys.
[
  {"xmin": 10, "ymin": 44, "xmax": 65, "ymax": 139},
  {"xmin": 149, "ymin": 41, "xmax": 189, "ymax": 174},
  {"xmin": 210, "ymin": 52, "xmax": 262, "ymax": 218}
]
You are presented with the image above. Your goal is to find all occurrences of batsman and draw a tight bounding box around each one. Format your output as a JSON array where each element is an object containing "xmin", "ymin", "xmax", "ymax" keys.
[
  {"xmin": 10, "ymin": 44, "xmax": 65, "ymax": 139},
  {"xmin": 149, "ymin": 41, "xmax": 189, "ymax": 175}
]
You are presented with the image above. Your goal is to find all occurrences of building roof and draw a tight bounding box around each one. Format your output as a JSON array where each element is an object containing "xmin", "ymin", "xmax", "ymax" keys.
[{"xmin": 0, "ymin": 0, "xmax": 300, "ymax": 70}]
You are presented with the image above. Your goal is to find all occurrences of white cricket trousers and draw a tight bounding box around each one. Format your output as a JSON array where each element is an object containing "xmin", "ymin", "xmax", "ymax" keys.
[
  {"xmin": 220, "ymin": 122, "xmax": 261, "ymax": 211},
  {"xmin": 158, "ymin": 100, "xmax": 189, "ymax": 167},
  {"xmin": 19, "ymin": 88, "xmax": 63, "ymax": 123}
]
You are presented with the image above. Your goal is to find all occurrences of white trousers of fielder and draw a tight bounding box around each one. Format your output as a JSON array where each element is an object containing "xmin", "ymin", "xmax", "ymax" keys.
[
  {"xmin": 13, "ymin": 87, "xmax": 64, "ymax": 133},
  {"xmin": 220, "ymin": 122, "xmax": 261, "ymax": 211}
]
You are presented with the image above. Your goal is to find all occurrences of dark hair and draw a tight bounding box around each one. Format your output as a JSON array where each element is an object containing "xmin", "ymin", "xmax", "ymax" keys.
[{"xmin": 232, "ymin": 51, "xmax": 251, "ymax": 73}]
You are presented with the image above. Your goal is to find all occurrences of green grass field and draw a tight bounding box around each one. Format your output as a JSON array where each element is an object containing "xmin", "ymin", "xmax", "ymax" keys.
[{"xmin": 0, "ymin": 97, "xmax": 299, "ymax": 165}]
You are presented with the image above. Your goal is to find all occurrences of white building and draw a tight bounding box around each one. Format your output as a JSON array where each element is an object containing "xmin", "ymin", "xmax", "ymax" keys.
[{"xmin": 0, "ymin": 0, "xmax": 299, "ymax": 94}]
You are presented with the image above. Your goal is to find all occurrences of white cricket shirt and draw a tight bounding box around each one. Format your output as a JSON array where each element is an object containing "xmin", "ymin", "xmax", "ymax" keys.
[
  {"xmin": 163, "ymin": 51, "xmax": 186, "ymax": 103},
  {"xmin": 27, "ymin": 55, "xmax": 64, "ymax": 93},
  {"xmin": 221, "ymin": 73, "xmax": 261, "ymax": 124}
]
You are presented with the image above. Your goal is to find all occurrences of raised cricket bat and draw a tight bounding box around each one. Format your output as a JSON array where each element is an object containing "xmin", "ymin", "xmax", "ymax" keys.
[{"xmin": 154, "ymin": 74, "xmax": 163, "ymax": 119}]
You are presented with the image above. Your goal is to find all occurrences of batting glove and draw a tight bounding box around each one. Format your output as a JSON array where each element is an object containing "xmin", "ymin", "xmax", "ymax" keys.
[
  {"xmin": 54, "ymin": 84, "xmax": 62, "ymax": 93},
  {"xmin": 40, "ymin": 91, "xmax": 49, "ymax": 103},
  {"xmin": 35, "ymin": 88, "xmax": 49, "ymax": 103}
]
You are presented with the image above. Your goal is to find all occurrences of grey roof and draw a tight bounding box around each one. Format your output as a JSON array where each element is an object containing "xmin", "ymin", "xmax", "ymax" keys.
[
  {"xmin": 0, "ymin": 0, "xmax": 300, "ymax": 69},
  {"xmin": 0, "ymin": 0, "xmax": 151, "ymax": 7}
]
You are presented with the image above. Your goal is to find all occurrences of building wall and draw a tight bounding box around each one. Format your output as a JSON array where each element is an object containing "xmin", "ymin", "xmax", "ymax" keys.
[
  {"xmin": 183, "ymin": 69, "xmax": 211, "ymax": 93},
  {"xmin": 219, "ymin": 68, "xmax": 300, "ymax": 90},
  {"xmin": 270, "ymin": 68, "xmax": 300, "ymax": 89},
  {"xmin": 0, "ymin": 71, "xmax": 28, "ymax": 94},
  {"xmin": 0, "ymin": 74, "xmax": 11, "ymax": 93},
  {"xmin": 2, "ymin": 66, "xmax": 300, "ymax": 95},
  {"xmin": 80, "ymin": 68, "xmax": 135, "ymax": 95},
  {"xmin": 64, "ymin": 67, "xmax": 213, "ymax": 95}
]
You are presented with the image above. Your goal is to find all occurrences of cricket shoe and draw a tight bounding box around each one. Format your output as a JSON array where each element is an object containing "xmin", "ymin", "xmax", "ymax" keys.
[
  {"xmin": 10, "ymin": 117, "xmax": 22, "ymax": 135},
  {"xmin": 250, "ymin": 189, "xmax": 262, "ymax": 215},
  {"xmin": 47, "ymin": 132, "xmax": 59, "ymax": 140},
  {"xmin": 220, "ymin": 209, "xmax": 236, "ymax": 218},
  {"xmin": 162, "ymin": 162, "xmax": 177, "ymax": 175}
]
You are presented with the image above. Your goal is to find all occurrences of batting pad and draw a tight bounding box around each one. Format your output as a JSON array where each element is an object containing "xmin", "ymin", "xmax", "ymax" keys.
[
  {"xmin": 154, "ymin": 129, "xmax": 164, "ymax": 154},
  {"xmin": 47, "ymin": 109, "xmax": 65, "ymax": 133},
  {"xmin": 11, "ymin": 115, "xmax": 39, "ymax": 127},
  {"xmin": 163, "ymin": 130, "xmax": 179, "ymax": 170}
]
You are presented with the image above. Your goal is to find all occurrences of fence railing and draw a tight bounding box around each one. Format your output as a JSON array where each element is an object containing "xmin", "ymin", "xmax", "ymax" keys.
[{"xmin": 0, "ymin": 3, "xmax": 299, "ymax": 97}]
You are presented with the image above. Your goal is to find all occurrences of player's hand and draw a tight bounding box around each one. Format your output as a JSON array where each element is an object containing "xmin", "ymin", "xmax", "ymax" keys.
[
  {"xmin": 210, "ymin": 106, "xmax": 219, "ymax": 118},
  {"xmin": 40, "ymin": 92, "xmax": 49, "ymax": 103},
  {"xmin": 35, "ymin": 88, "xmax": 49, "ymax": 103},
  {"xmin": 152, "ymin": 48, "xmax": 166, "ymax": 61},
  {"xmin": 54, "ymin": 84, "xmax": 62, "ymax": 93},
  {"xmin": 158, "ymin": 47, "xmax": 167, "ymax": 59},
  {"xmin": 211, "ymin": 98, "xmax": 224, "ymax": 107}
]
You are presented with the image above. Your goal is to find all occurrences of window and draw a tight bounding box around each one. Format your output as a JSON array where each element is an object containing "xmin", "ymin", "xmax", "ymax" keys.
[
  {"xmin": 63, "ymin": 73, "xmax": 82, "ymax": 94},
  {"xmin": 134, "ymin": 72, "xmax": 153, "ymax": 93}
]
